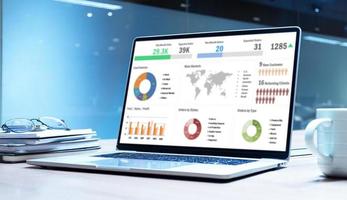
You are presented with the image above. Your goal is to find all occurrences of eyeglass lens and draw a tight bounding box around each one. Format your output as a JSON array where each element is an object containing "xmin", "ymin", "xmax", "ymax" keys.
[
  {"xmin": 39, "ymin": 117, "xmax": 68, "ymax": 129},
  {"xmin": 3, "ymin": 118, "xmax": 36, "ymax": 132}
]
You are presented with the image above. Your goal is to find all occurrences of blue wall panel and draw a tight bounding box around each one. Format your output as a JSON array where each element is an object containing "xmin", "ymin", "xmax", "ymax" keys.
[{"xmin": 2, "ymin": 0, "xmax": 259, "ymax": 138}]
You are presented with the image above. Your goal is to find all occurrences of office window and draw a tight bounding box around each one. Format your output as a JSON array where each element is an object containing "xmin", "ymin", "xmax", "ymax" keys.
[{"xmin": 2, "ymin": 0, "xmax": 347, "ymax": 138}]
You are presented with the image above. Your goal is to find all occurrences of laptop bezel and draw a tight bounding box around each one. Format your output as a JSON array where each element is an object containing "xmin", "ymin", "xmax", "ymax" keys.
[{"xmin": 116, "ymin": 27, "xmax": 301, "ymax": 160}]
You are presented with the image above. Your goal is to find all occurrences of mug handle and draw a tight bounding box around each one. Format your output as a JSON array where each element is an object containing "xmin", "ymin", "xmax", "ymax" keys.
[{"xmin": 304, "ymin": 118, "xmax": 333, "ymax": 161}]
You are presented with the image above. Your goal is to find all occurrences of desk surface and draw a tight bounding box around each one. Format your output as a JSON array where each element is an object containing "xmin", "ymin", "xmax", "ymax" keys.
[{"xmin": 1, "ymin": 133, "xmax": 346, "ymax": 200}]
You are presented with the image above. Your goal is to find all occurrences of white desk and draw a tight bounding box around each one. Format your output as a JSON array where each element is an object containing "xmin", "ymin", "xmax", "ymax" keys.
[{"xmin": 0, "ymin": 133, "xmax": 346, "ymax": 200}]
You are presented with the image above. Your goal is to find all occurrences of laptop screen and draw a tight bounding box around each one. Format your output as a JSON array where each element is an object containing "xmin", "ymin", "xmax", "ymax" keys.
[{"xmin": 118, "ymin": 28, "xmax": 300, "ymax": 153}]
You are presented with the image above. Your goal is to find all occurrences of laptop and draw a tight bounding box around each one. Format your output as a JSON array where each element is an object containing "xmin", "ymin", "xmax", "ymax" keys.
[{"xmin": 28, "ymin": 27, "xmax": 301, "ymax": 180}]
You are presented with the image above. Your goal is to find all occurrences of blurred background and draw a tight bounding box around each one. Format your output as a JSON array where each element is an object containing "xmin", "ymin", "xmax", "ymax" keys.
[{"xmin": 1, "ymin": 0, "xmax": 347, "ymax": 138}]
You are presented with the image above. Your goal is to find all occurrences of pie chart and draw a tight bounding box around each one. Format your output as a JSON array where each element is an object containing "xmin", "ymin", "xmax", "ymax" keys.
[
  {"xmin": 133, "ymin": 72, "xmax": 157, "ymax": 101},
  {"xmin": 184, "ymin": 118, "xmax": 202, "ymax": 140},
  {"xmin": 242, "ymin": 119, "xmax": 262, "ymax": 142}
]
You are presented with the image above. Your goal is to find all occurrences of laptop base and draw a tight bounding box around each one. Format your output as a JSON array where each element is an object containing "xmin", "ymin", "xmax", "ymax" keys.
[{"xmin": 27, "ymin": 152, "xmax": 285, "ymax": 180}]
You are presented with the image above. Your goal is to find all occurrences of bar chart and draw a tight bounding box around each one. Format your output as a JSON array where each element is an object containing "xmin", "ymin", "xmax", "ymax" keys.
[
  {"xmin": 197, "ymin": 51, "xmax": 263, "ymax": 59},
  {"xmin": 134, "ymin": 54, "xmax": 192, "ymax": 61},
  {"xmin": 127, "ymin": 121, "xmax": 166, "ymax": 139}
]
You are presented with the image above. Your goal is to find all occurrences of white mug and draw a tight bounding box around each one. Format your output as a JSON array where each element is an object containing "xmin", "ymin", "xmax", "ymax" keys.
[{"xmin": 305, "ymin": 108, "xmax": 347, "ymax": 177}]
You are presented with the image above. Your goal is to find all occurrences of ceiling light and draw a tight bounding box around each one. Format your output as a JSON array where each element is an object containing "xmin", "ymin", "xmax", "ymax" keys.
[
  {"xmin": 180, "ymin": 3, "xmax": 189, "ymax": 8},
  {"xmin": 312, "ymin": 4, "xmax": 321, "ymax": 13},
  {"xmin": 252, "ymin": 17, "xmax": 261, "ymax": 22},
  {"xmin": 304, "ymin": 36, "xmax": 340, "ymax": 45},
  {"xmin": 55, "ymin": 0, "xmax": 122, "ymax": 10},
  {"xmin": 304, "ymin": 35, "xmax": 347, "ymax": 48}
]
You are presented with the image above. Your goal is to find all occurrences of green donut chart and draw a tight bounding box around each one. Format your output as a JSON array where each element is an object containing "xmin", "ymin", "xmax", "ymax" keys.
[
  {"xmin": 242, "ymin": 120, "xmax": 262, "ymax": 142},
  {"xmin": 133, "ymin": 72, "xmax": 157, "ymax": 101}
]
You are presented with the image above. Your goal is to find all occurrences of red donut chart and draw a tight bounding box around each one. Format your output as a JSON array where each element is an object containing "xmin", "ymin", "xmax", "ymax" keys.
[{"xmin": 184, "ymin": 118, "xmax": 202, "ymax": 140}]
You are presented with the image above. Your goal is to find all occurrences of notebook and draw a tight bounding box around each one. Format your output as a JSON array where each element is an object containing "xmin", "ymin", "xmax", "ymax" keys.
[{"xmin": 28, "ymin": 27, "xmax": 301, "ymax": 180}]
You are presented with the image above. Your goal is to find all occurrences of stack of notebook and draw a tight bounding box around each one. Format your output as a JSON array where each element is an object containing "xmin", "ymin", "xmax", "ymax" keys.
[{"xmin": 0, "ymin": 129, "xmax": 100, "ymax": 162}]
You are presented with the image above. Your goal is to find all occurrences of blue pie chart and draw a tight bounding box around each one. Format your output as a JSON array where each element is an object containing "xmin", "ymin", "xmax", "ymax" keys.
[{"xmin": 134, "ymin": 72, "xmax": 157, "ymax": 101}]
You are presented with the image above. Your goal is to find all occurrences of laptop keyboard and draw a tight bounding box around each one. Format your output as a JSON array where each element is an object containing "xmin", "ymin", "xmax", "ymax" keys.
[{"xmin": 96, "ymin": 152, "xmax": 256, "ymax": 166}]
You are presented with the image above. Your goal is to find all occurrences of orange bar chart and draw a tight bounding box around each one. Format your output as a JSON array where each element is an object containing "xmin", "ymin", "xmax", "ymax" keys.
[
  {"xmin": 160, "ymin": 125, "xmax": 165, "ymax": 136},
  {"xmin": 141, "ymin": 124, "xmax": 145, "ymax": 135},
  {"xmin": 135, "ymin": 122, "xmax": 140, "ymax": 135},
  {"xmin": 153, "ymin": 123, "xmax": 158, "ymax": 136},
  {"xmin": 147, "ymin": 122, "xmax": 152, "ymax": 136},
  {"xmin": 128, "ymin": 121, "xmax": 165, "ymax": 137},
  {"xmin": 129, "ymin": 122, "xmax": 133, "ymax": 135}
]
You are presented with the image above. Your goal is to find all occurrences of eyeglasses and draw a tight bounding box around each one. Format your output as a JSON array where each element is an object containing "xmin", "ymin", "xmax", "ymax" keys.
[{"xmin": 1, "ymin": 116, "xmax": 70, "ymax": 133}]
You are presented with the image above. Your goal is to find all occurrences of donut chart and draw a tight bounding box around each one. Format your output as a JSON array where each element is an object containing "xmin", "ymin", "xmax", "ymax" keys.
[
  {"xmin": 184, "ymin": 118, "xmax": 202, "ymax": 140},
  {"xmin": 242, "ymin": 120, "xmax": 262, "ymax": 142},
  {"xmin": 134, "ymin": 72, "xmax": 157, "ymax": 101}
]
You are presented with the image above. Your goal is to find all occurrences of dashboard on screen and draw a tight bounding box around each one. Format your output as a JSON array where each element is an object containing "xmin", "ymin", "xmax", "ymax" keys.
[{"xmin": 119, "ymin": 30, "xmax": 297, "ymax": 152}]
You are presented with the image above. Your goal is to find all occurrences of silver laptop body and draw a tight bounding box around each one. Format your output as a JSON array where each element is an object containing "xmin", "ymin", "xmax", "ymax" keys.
[{"xmin": 28, "ymin": 27, "xmax": 301, "ymax": 180}]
